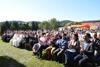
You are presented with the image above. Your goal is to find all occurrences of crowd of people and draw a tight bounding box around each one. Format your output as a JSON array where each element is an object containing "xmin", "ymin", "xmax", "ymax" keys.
[{"xmin": 1, "ymin": 28, "xmax": 100, "ymax": 67}]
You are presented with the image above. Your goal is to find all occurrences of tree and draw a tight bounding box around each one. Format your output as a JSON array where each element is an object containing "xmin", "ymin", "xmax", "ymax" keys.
[
  {"xmin": 10, "ymin": 21, "xmax": 19, "ymax": 30},
  {"xmin": 42, "ymin": 21, "xmax": 50, "ymax": 29},
  {"xmin": 31, "ymin": 22, "xmax": 39, "ymax": 30},
  {"xmin": 5, "ymin": 21, "xmax": 11, "ymax": 30},
  {"xmin": 24, "ymin": 23, "xmax": 30, "ymax": 30},
  {"xmin": 0, "ymin": 23, "xmax": 6, "ymax": 35},
  {"xmin": 38, "ymin": 21, "xmax": 50, "ymax": 30},
  {"xmin": 49, "ymin": 18, "xmax": 58, "ymax": 30},
  {"xmin": 0, "ymin": 21, "xmax": 11, "ymax": 35},
  {"xmin": 38, "ymin": 22, "xmax": 43, "ymax": 29}
]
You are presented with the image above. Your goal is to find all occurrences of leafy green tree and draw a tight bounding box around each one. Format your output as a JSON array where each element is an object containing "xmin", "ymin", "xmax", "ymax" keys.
[
  {"xmin": 10, "ymin": 21, "xmax": 19, "ymax": 30},
  {"xmin": 0, "ymin": 21, "xmax": 11, "ymax": 35},
  {"xmin": 31, "ymin": 22, "xmax": 39, "ymax": 30},
  {"xmin": 0, "ymin": 23, "xmax": 6, "ymax": 35},
  {"xmin": 49, "ymin": 18, "xmax": 58, "ymax": 30},
  {"xmin": 5, "ymin": 21, "xmax": 11, "ymax": 30},
  {"xmin": 38, "ymin": 21, "xmax": 50, "ymax": 30},
  {"xmin": 24, "ymin": 23, "xmax": 30, "ymax": 30},
  {"xmin": 42, "ymin": 21, "xmax": 50, "ymax": 29},
  {"xmin": 38, "ymin": 22, "xmax": 43, "ymax": 29}
]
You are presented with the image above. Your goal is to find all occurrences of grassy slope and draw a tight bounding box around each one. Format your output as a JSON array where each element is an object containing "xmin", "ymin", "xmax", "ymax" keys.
[{"xmin": 0, "ymin": 40, "xmax": 63, "ymax": 67}]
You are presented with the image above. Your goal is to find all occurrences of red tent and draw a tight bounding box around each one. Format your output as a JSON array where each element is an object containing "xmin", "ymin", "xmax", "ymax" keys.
[{"xmin": 81, "ymin": 23, "xmax": 90, "ymax": 29}]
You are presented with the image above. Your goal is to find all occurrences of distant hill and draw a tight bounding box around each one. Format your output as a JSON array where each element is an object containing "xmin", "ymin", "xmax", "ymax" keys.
[
  {"xmin": 82, "ymin": 20, "xmax": 100, "ymax": 23},
  {"xmin": 59, "ymin": 20, "xmax": 73, "ymax": 27}
]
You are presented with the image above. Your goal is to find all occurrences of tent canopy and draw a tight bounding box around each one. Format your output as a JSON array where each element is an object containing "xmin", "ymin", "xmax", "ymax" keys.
[{"xmin": 81, "ymin": 23, "xmax": 90, "ymax": 29}]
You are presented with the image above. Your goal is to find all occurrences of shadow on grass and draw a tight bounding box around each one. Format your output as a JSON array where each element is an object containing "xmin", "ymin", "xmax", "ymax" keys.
[{"xmin": 0, "ymin": 56, "xmax": 26, "ymax": 67}]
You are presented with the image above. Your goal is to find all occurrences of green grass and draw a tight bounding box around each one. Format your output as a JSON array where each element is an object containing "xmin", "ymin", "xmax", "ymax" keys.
[{"xmin": 0, "ymin": 40, "xmax": 63, "ymax": 67}]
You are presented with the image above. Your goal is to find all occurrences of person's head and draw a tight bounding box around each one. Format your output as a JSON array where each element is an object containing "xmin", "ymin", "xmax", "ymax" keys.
[
  {"xmin": 73, "ymin": 33, "xmax": 79, "ymax": 41},
  {"xmin": 93, "ymin": 32, "xmax": 97, "ymax": 39},
  {"xmin": 59, "ymin": 35, "xmax": 62, "ymax": 39},
  {"xmin": 62, "ymin": 33, "xmax": 66, "ymax": 37},
  {"xmin": 42, "ymin": 33, "xmax": 46, "ymax": 36},
  {"xmin": 98, "ymin": 34, "xmax": 100, "ymax": 39},
  {"xmin": 84, "ymin": 33, "xmax": 92, "ymax": 42},
  {"xmin": 46, "ymin": 33, "xmax": 50, "ymax": 37}
]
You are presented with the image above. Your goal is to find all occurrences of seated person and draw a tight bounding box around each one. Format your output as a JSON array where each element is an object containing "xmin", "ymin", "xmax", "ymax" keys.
[
  {"xmin": 93, "ymin": 33, "xmax": 100, "ymax": 65},
  {"xmin": 64, "ymin": 33, "xmax": 80, "ymax": 67},
  {"xmin": 74, "ymin": 33, "xmax": 95, "ymax": 67}
]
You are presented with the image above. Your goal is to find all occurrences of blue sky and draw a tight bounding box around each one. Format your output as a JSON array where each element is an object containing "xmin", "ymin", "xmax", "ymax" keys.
[{"xmin": 0, "ymin": 0, "xmax": 100, "ymax": 21}]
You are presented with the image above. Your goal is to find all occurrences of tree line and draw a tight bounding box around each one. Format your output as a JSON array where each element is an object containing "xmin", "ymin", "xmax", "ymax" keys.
[
  {"xmin": 0, "ymin": 21, "xmax": 39, "ymax": 35},
  {"xmin": 0, "ymin": 18, "xmax": 78, "ymax": 35}
]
